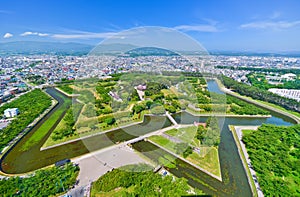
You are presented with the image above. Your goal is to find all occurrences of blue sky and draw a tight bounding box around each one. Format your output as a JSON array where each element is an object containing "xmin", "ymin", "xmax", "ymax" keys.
[{"xmin": 1, "ymin": 0, "xmax": 300, "ymax": 51}]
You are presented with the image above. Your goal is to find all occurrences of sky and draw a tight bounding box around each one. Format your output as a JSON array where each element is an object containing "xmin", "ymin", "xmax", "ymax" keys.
[{"xmin": 1, "ymin": 0, "xmax": 300, "ymax": 52}]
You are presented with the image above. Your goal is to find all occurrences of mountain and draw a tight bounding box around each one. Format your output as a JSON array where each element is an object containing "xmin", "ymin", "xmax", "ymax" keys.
[
  {"xmin": 0, "ymin": 41, "xmax": 94, "ymax": 55},
  {"xmin": 124, "ymin": 47, "xmax": 179, "ymax": 57},
  {"xmin": 89, "ymin": 43, "xmax": 138, "ymax": 55}
]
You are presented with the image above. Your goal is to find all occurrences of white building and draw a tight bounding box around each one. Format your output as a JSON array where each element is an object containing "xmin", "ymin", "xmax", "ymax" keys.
[
  {"xmin": 4, "ymin": 108, "xmax": 19, "ymax": 118},
  {"xmin": 269, "ymin": 88, "xmax": 300, "ymax": 102},
  {"xmin": 281, "ymin": 73, "xmax": 297, "ymax": 81}
]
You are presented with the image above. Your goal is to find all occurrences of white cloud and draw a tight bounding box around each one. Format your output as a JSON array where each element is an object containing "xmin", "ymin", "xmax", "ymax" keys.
[
  {"xmin": 3, "ymin": 33, "xmax": 13, "ymax": 38},
  {"xmin": 174, "ymin": 24, "xmax": 220, "ymax": 32},
  {"xmin": 270, "ymin": 11, "xmax": 281, "ymax": 19},
  {"xmin": 20, "ymin": 31, "xmax": 49, "ymax": 37},
  {"xmin": 52, "ymin": 32, "xmax": 116, "ymax": 39},
  {"xmin": 240, "ymin": 20, "xmax": 300, "ymax": 30}
]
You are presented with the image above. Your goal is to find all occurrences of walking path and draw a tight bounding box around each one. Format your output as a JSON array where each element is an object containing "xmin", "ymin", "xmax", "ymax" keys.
[
  {"xmin": 166, "ymin": 112, "xmax": 178, "ymax": 125},
  {"xmin": 231, "ymin": 125, "xmax": 264, "ymax": 197},
  {"xmin": 161, "ymin": 133, "xmax": 183, "ymax": 143}
]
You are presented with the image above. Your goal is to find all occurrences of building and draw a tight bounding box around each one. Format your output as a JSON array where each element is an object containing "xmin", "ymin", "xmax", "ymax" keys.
[
  {"xmin": 136, "ymin": 84, "xmax": 147, "ymax": 91},
  {"xmin": 4, "ymin": 108, "xmax": 19, "ymax": 118},
  {"xmin": 281, "ymin": 73, "xmax": 297, "ymax": 81}
]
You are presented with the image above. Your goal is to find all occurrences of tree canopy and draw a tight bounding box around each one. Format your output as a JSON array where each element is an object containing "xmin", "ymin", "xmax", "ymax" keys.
[
  {"xmin": 91, "ymin": 164, "xmax": 199, "ymax": 196},
  {"xmin": 242, "ymin": 124, "xmax": 300, "ymax": 196}
]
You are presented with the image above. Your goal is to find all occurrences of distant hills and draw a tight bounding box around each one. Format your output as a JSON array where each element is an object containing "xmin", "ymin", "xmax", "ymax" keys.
[
  {"xmin": 1, "ymin": 41, "xmax": 300, "ymax": 57},
  {"xmin": 0, "ymin": 41, "xmax": 93, "ymax": 55},
  {"xmin": 89, "ymin": 43, "xmax": 138, "ymax": 55},
  {"xmin": 125, "ymin": 47, "xmax": 179, "ymax": 57},
  {"xmin": 209, "ymin": 50, "xmax": 300, "ymax": 58}
]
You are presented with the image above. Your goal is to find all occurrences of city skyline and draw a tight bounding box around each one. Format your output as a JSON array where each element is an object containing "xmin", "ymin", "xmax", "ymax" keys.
[{"xmin": 1, "ymin": 0, "xmax": 300, "ymax": 52}]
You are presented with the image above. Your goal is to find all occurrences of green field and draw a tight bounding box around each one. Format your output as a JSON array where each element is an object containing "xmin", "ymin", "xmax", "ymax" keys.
[
  {"xmin": 20, "ymin": 92, "xmax": 71, "ymax": 151},
  {"xmin": 149, "ymin": 127, "xmax": 221, "ymax": 179}
]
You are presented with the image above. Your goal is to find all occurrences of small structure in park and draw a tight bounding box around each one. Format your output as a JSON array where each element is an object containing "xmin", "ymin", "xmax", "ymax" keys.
[
  {"xmin": 135, "ymin": 84, "xmax": 147, "ymax": 101},
  {"xmin": 136, "ymin": 84, "xmax": 147, "ymax": 91},
  {"xmin": 109, "ymin": 91, "xmax": 122, "ymax": 102},
  {"xmin": 194, "ymin": 121, "xmax": 206, "ymax": 127},
  {"xmin": 4, "ymin": 108, "xmax": 19, "ymax": 118}
]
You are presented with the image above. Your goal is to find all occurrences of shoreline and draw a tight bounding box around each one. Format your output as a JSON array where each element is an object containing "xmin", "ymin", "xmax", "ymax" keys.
[
  {"xmin": 185, "ymin": 109, "xmax": 272, "ymax": 118},
  {"xmin": 229, "ymin": 125, "xmax": 263, "ymax": 197},
  {"xmin": 40, "ymin": 113, "xmax": 150, "ymax": 150},
  {"xmin": 215, "ymin": 78, "xmax": 300, "ymax": 124},
  {"xmin": 0, "ymin": 90, "xmax": 58, "ymax": 156},
  {"xmin": 40, "ymin": 120, "xmax": 142, "ymax": 151},
  {"xmin": 42, "ymin": 112, "xmax": 169, "ymax": 150},
  {"xmin": 148, "ymin": 139, "xmax": 222, "ymax": 182},
  {"xmin": 41, "ymin": 108, "xmax": 272, "ymax": 151}
]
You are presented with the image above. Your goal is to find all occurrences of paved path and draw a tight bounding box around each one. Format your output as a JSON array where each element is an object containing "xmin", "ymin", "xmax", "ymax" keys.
[
  {"xmin": 233, "ymin": 125, "xmax": 264, "ymax": 197},
  {"xmin": 73, "ymin": 145, "xmax": 147, "ymax": 187},
  {"xmin": 65, "ymin": 144, "xmax": 149, "ymax": 197},
  {"xmin": 166, "ymin": 112, "xmax": 178, "ymax": 125},
  {"xmin": 161, "ymin": 133, "xmax": 183, "ymax": 143},
  {"xmin": 62, "ymin": 123, "xmax": 195, "ymax": 196},
  {"xmin": 135, "ymin": 87, "xmax": 145, "ymax": 101}
]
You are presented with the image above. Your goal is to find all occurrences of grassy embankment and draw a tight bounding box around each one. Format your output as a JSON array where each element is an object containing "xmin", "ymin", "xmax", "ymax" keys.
[
  {"xmin": 149, "ymin": 126, "xmax": 221, "ymax": 179},
  {"xmin": 216, "ymin": 78, "xmax": 300, "ymax": 122},
  {"xmin": 20, "ymin": 92, "xmax": 71, "ymax": 151}
]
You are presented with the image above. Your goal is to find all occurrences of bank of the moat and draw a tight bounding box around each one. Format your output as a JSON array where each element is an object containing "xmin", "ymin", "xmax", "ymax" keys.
[{"xmin": 0, "ymin": 80, "xmax": 296, "ymax": 197}]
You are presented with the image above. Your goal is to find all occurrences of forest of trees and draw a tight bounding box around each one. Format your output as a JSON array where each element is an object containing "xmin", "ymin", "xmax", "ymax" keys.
[
  {"xmin": 216, "ymin": 66, "xmax": 300, "ymax": 75},
  {"xmin": 221, "ymin": 76, "xmax": 300, "ymax": 112},
  {"xmin": 242, "ymin": 124, "xmax": 300, "ymax": 196},
  {"xmin": 91, "ymin": 164, "xmax": 200, "ymax": 196},
  {"xmin": 51, "ymin": 103, "xmax": 83, "ymax": 141},
  {"xmin": 0, "ymin": 163, "xmax": 79, "ymax": 196},
  {"xmin": 0, "ymin": 89, "xmax": 52, "ymax": 151},
  {"xmin": 196, "ymin": 116, "xmax": 221, "ymax": 146},
  {"xmin": 247, "ymin": 72, "xmax": 300, "ymax": 90}
]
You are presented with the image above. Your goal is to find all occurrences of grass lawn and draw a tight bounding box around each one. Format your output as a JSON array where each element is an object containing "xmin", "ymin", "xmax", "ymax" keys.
[
  {"xmin": 186, "ymin": 147, "xmax": 221, "ymax": 178},
  {"xmin": 165, "ymin": 126, "xmax": 197, "ymax": 144},
  {"xmin": 149, "ymin": 134, "xmax": 221, "ymax": 179},
  {"xmin": 255, "ymin": 99, "xmax": 300, "ymax": 118},
  {"xmin": 223, "ymin": 85, "xmax": 300, "ymax": 119},
  {"xmin": 242, "ymin": 129, "xmax": 253, "ymax": 136},
  {"xmin": 57, "ymin": 85, "xmax": 74, "ymax": 95},
  {"xmin": 148, "ymin": 135, "xmax": 177, "ymax": 152},
  {"xmin": 20, "ymin": 94, "xmax": 71, "ymax": 151},
  {"xmin": 92, "ymin": 186, "xmax": 135, "ymax": 197},
  {"xmin": 42, "ymin": 110, "xmax": 147, "ymax": 148}
]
